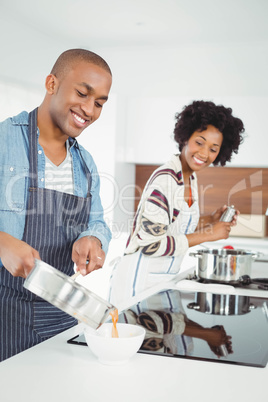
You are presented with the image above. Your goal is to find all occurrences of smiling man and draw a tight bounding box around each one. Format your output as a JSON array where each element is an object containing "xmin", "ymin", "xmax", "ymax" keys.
[{"xmin": 0, "ymin": 49, "xmax": 112, "ymax": 361}]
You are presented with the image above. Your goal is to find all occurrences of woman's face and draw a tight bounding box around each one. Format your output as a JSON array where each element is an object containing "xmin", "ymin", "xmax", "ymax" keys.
[{"xmin": 181, "ymin": 125, "xmax": 223, "ymax": 173}]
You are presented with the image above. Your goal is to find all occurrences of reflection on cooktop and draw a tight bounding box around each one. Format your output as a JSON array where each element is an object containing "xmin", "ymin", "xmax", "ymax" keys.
[{"xmin": 118, "ymin": 289, "xmax": 268, "ymax": 368}]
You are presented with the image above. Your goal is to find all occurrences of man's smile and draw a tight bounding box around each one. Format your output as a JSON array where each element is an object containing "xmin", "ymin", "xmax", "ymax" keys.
[{"xmin": 71, "ymin": 111, "xmax": 88, "ymax": 126}]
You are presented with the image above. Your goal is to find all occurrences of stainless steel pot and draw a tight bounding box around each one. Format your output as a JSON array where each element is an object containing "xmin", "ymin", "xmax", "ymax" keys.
[
  {"xmin": 187, "ymin": 292, "xmax": 256, "ymax": 315},
  {"xmin": 24, "ymin": 259, "xmax": 116, "ymax": 329},
  {"xmin": 189, "ymin": 248, "xmax": 258, "ymax": 284}
]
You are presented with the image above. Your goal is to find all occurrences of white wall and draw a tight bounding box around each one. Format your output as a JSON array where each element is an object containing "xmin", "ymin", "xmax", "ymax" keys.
[
  {"xmin": 77, "ymin": 95, "xmax": 117, "ymax": 227},
  {"xmin": 1, "ymin": 39, "xmax": 268, "ymax": 232},
  {"xmin": 97, "ymin": 41, "xmax": 268, "ymax": 229},
  {"xmin": 0, "ymin": 81, "xmax": 43, "ymax": 121},
  {"xmin": 124, "ymin": 95, "xmax": 268, "ymax": 167}
]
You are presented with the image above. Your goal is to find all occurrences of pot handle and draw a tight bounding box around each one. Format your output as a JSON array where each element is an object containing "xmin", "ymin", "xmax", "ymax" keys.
[
  {"xmin": 189, "ymin": 252, "xmax": 203, "ymax": 259},
  {"xmin": 187, "ymin": 302, "xmax": 200, "ymax": 310},
  {"xmin": 251, "ymin": 252, "xmax": 263, "ymax": 260}
]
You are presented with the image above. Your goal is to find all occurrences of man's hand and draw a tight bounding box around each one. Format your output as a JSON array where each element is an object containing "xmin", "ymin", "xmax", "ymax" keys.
[
  {"xmin": 72, "ymin": 236, "xmax": 105, "ymax": 275},
  {"xmin": 0, "ymin": 232, "xmax": 40, "ymax": 278}
]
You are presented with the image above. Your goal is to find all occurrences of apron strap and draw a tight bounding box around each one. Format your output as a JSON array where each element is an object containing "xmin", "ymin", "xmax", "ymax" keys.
[
  {"xmin": 28, "ymin": 108, "xmax": 92, "ymax": 196},
  {"xmin": 28, "ymin": 108, "xmax": 39, "ymax": 188}
]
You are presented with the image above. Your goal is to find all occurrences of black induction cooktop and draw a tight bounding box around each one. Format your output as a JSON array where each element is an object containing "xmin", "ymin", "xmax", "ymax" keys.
[
  {"xmin": 119, "ymin": 289, "xmax": 268, "ymax": 368},
  {"xmin": 68, "ymin": 289, "xmax": 268, "ymax": 368}
]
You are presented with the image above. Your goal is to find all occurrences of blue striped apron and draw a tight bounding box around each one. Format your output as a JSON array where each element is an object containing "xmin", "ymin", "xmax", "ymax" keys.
[{"xmin": 0, "ymin": 108, "xmax": 92, "ymax": 361}]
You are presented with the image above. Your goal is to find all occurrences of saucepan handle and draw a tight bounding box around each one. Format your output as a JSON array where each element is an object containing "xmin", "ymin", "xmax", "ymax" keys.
[
  {"xmin": 251, "ymin": 252, "xmax": 263, "ymax": 260},
  {"xmin": 189, "ymin": 252, "xmax": 203, "ymax": 259},
  {"xmin": 187, "ymin": 302, "xmax": 200, "ymax": 310}
]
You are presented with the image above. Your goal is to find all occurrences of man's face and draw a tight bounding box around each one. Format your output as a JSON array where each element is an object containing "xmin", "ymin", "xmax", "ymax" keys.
[{"xmin": 48, "ymin": 61, "xmax": 112, "ymax": 139}]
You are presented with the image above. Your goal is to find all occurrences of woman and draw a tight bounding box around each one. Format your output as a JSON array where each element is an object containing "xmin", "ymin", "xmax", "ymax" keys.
[{"xmin": 109, "ymin": 100, "xmax": 245, "ymax": 306}]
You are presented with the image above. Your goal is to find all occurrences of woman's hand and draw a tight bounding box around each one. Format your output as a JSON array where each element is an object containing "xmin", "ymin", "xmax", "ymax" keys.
[
  {"xmin": 211, "ymin": 205, "xmax": 240, "ymax": 226},
  {"xmin": 0, "ymin": 232, "xmax": 40, "ymax": 278},
  {"xmin": 208, "ymin": 221, "xmax": 232, "ymax": 241},
  {"xmin": 187, "ymin": 221, "xmax": 232, "ymax": 246},
  {"xmin": 230, "ymin": 208, "xmax": 240, "ymax": 226},
  {"xmin": 211, "ymin": 205, "xmax": 226, "ymax": 223}
]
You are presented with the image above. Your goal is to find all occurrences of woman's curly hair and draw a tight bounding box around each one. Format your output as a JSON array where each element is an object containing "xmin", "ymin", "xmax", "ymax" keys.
[{"xmin": 173, "ymin": 100, "xmax": 245, "ymax": 166}]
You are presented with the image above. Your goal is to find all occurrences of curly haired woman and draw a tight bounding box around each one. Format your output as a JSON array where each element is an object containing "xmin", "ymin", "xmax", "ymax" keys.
[{"xmin": 109, "ymin": 100, "xmax": 245, "ymax": 306}]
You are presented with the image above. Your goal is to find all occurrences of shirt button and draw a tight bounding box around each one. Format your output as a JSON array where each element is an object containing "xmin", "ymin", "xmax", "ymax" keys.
[
  {"xmin": 38, "ymin": 150, "xmax": 42, "ymax": 154},
  {"xmin": 41, "ymin": 178, "xmax": 44, "ymax": 182},
  {"xmin": 10, "ymin": 167, "xmax": 14, "ymax": 171}
]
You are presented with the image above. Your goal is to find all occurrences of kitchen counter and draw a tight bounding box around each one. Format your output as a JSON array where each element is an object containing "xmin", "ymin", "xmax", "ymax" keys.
[
  {"xmin": 1, "ymin": 274, "xmax": 268, "ymax": 402},
  {"xmin": 0, "ymin": 321, "xmax": 267, "ymax": 402},
  {"xmin": 1, "ymin": 236, "xmax": 267, "ymax": 402}
]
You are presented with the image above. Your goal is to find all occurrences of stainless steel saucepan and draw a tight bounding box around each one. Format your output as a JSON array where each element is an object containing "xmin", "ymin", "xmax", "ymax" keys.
[
  {"xmin": 189, "ymin": 248, "xmax": 258, "ymax": 284},
  {"xmin": 24, "ymin": 259, "xmax": 116, "ymax": 329}
]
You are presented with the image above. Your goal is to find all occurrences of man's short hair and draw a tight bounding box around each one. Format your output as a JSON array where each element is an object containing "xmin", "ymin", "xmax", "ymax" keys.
[{"xmin": 50, "ymin": 48, "xmax": 112, "ymax": 79}]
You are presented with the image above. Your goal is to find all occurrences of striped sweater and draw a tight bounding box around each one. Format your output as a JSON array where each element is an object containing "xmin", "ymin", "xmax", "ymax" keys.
[{"xmin": 125, "ymin": 154, "xmax": 199, "ymax": 257}]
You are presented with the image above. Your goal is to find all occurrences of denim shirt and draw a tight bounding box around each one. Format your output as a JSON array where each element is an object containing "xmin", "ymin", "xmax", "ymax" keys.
[{"xmin": 0, "ymin": 111, "xmax": 111, "ymax": 262}]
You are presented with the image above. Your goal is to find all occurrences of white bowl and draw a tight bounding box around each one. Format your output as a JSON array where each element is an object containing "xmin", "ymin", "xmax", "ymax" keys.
[{"xmin": 84, "ymin": 323, "xmax": 146, "ymax": 365}]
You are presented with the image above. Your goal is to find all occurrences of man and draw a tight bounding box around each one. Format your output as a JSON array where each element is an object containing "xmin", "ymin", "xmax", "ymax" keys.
[{"xmin": 0, "ymin": 49, "xmax": 112, "ymax": 361}]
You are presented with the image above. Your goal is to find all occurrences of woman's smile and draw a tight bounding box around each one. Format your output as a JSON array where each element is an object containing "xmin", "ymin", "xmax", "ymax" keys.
[
  {"xmin": 181, "ymin": 124, "xmax": 223, "ymax": 175},
  {"xmin": 192, "ymin": 155, "xmax": 206, "ymax": 165}
]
